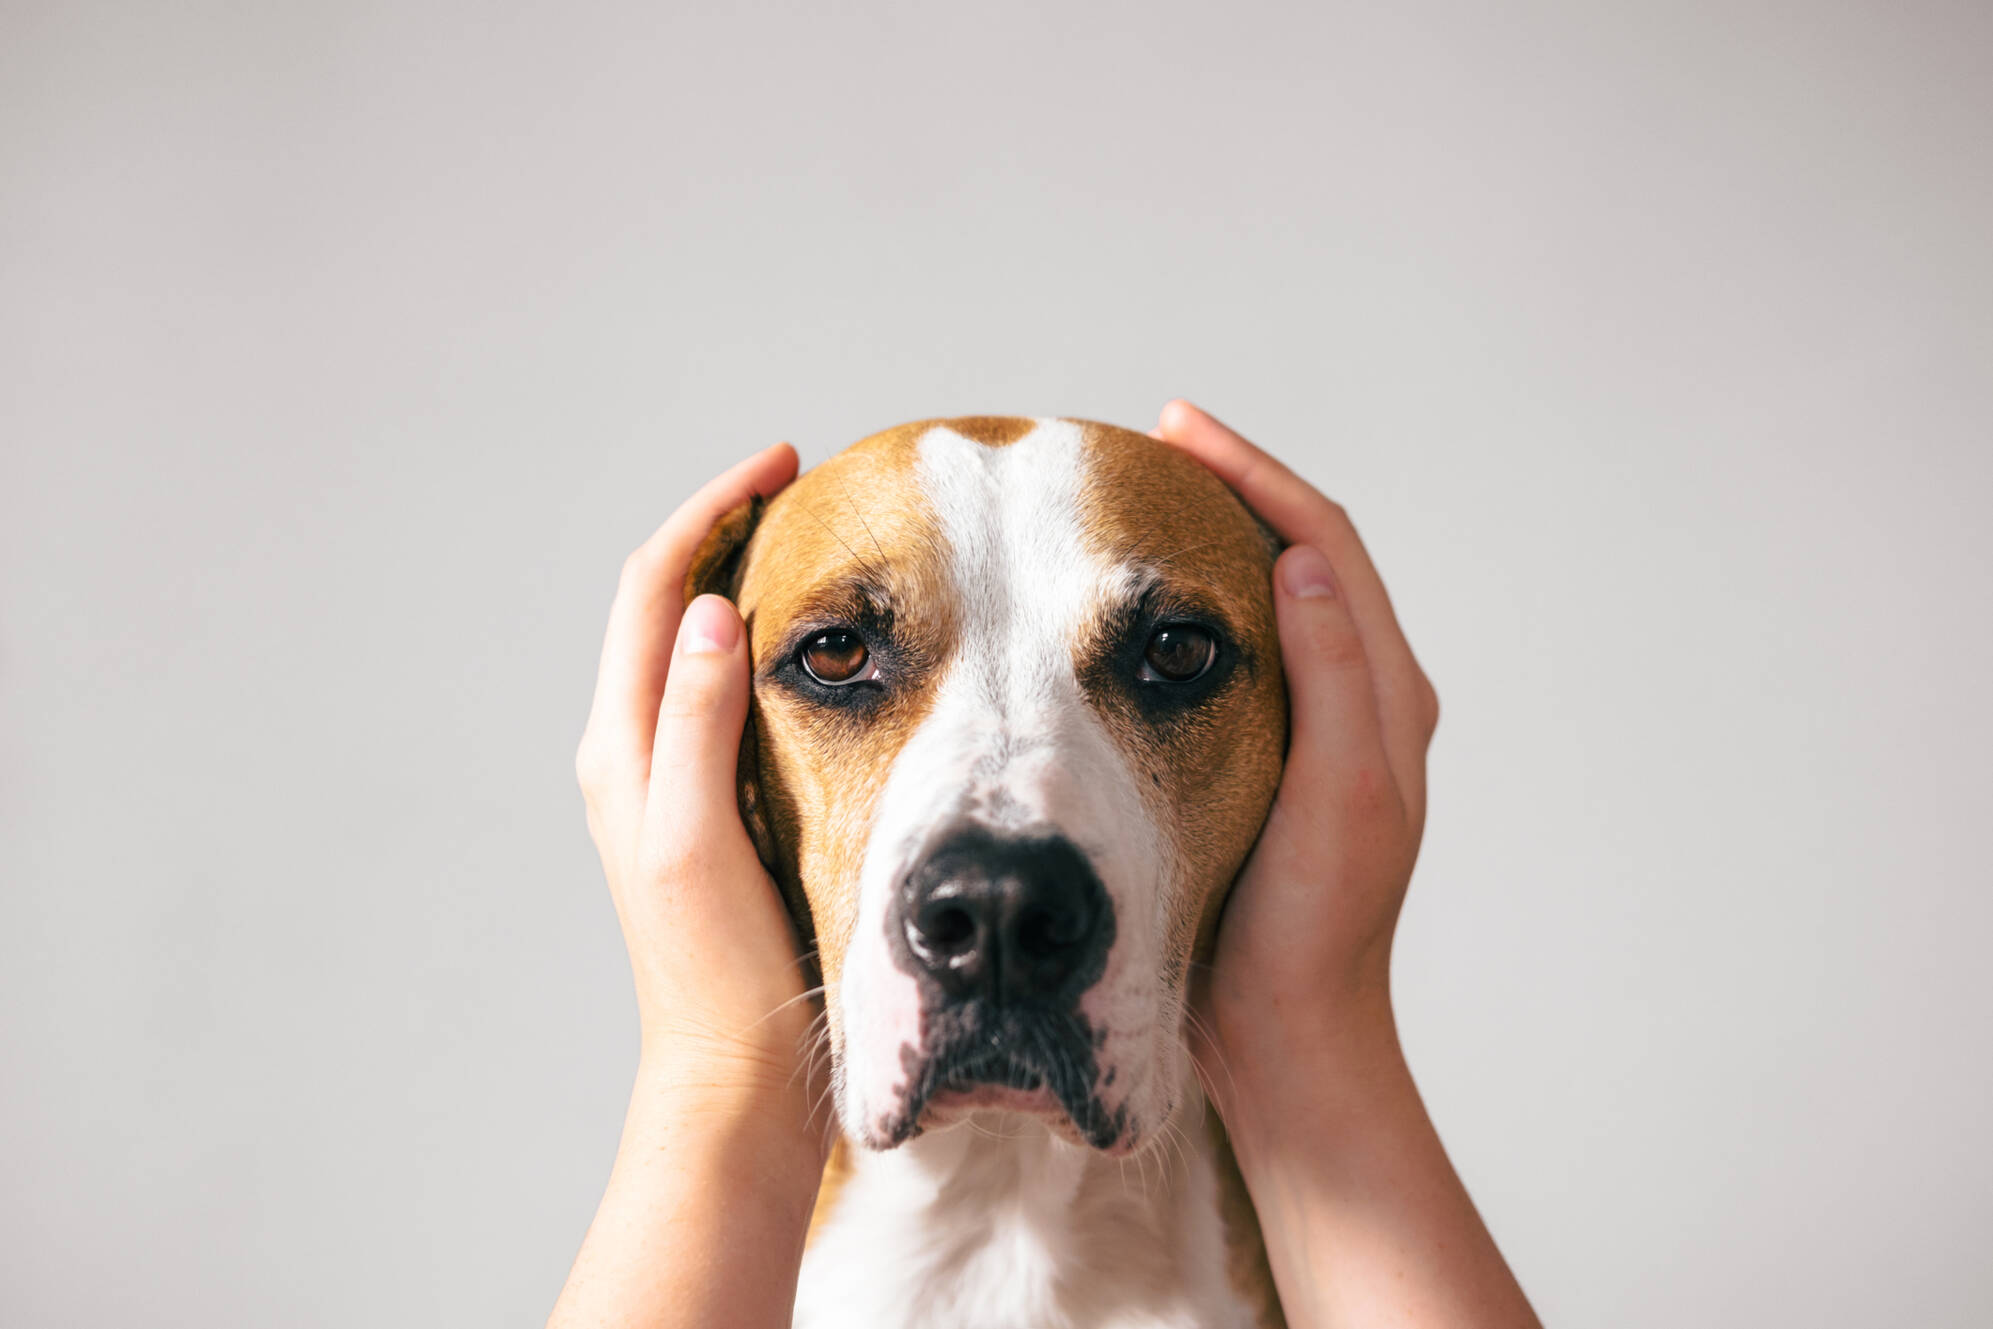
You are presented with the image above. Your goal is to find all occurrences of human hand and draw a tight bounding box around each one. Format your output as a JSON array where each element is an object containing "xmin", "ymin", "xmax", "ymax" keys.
[
  {"xmin": 554, "ymin": 443, "xmax": 830, "ymax": 1329},
  {"xmin": 1157, "ymin": 402, "xmax": 1441, "ymax": 1131},
  {"xmin": 573, "ymin": 441, "xmax": 818, "ymax": 1108}
]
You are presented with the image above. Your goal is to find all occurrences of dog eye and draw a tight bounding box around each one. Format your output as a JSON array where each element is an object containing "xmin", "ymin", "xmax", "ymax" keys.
[
  {"xmin": 799, "ymin": 629, "xmax": 872, "ymax": 685},
  {"xmin": 1139, "ymin": 624, "xmax": 1217, "ymax": 683}
]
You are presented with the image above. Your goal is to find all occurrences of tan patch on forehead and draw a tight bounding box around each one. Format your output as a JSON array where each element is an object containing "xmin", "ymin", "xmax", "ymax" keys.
[
  {"xmin": 1072, "ymin": 419, "xmax": 1287, "ymax": 965},
  {"xmin": 729, "ymin": 423, "xmax": 957, "ymax": 1022},
  {"xmin": 922, "ymin": 415, "xmax": 1041, "ymax": 448}
]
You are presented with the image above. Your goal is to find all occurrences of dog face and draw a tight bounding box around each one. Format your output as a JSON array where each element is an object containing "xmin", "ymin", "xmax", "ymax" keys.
[{"xmin": 695, "ymin": 418, "xmax": 1285, "ymax": 1154}]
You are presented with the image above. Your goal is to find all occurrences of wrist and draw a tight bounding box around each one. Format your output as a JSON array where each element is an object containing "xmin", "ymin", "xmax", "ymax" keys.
[
  {"xmin": 634, "ymin": 1044, "xmax": 830, "ymax": 1172},
  {"xmin": 1217, "ymin": 983, "xmax": 1410, "ymax": 1173}
]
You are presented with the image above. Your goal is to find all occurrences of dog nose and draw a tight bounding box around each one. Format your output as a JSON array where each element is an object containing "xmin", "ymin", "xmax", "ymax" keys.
[{"xmin": 900, "ymin": 828, "xmax": 1111, "ymax": 1006}]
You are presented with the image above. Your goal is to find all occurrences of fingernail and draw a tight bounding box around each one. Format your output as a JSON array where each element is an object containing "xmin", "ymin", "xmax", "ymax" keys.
[
  {"xmin": 679, "ymin": 595, "xmax": 740, "ymax": 654},
  {"xmin": 1281, "ymin": 546, "xmax": 1338, "ymax": 599}
]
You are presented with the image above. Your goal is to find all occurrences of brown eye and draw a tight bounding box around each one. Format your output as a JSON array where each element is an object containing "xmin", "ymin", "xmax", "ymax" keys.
[
  {"xmin": 800, "ymin": 629, "xmax": 870, "ymax": 685},
  {"xmin": 1142, "ymin": 624, "xmax": 1217, "ymax": 682}
]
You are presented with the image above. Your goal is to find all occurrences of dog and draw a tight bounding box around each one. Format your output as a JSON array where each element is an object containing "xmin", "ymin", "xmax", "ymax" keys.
[{"xmin": 686, "ymin": 416, "xmax": 1288, "ymax": 1327}]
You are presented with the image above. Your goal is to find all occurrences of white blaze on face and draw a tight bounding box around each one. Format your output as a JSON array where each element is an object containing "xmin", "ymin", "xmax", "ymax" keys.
[{"xmin": 834, "ymin": 421, "xmax": 1176, "ymax": 1147}]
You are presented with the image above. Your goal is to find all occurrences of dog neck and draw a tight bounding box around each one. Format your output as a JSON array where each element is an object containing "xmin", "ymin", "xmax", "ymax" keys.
[{"xmin": 795, "ymin": 1067, "xmax": 1274, "ymax": 1328}]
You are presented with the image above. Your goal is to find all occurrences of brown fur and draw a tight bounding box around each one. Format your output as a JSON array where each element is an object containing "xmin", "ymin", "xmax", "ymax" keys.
[
  {"xmin": 807, "ymin": 1136, "xmax": 854, "ymax": 1246},
  {"xmin": 1209, "ymin": 1105, "xmax": 1286, "ymax": 1328}
]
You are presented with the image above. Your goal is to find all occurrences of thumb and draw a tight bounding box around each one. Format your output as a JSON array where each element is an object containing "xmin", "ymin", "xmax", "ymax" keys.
[
  {"xmin": 635, "ymin": 594, "xmax": 809, "ymax": 1074},
  {"xmin": 1271, "ymin": 546, "xmax": 1397, "ymax": 819},
  {"xmin": 643, "ymin": 594, "xmax": 757, "ymax": 861}
]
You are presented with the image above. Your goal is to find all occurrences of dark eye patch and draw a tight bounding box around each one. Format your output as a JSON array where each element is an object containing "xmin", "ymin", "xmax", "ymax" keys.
[
  {"xmin": 1082, "ymin": 582, "xmax": 1240, "ymax": 721},
  {"xmin": 762, "ymin": 578, "xmax": 904, "ymax": 713}
]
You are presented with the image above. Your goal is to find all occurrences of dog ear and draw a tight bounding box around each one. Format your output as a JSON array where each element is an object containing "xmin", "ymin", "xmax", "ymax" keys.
[
  {"xmin": 1253, "ymin": 512, "xmax": 1286, "ymax": 562},
  {"xmin": 680, "ymin": 497, "xmax": 815, "ymax": 961},
  {"xmin": 681, "ymin": 496, "xmax": 769, "ymax": 868},
  {"xmin": 683, "ymin": 494, "xmax": 765, "ymax": 602}
]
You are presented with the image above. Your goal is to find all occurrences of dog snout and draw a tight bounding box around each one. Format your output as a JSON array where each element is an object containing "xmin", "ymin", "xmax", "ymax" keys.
[{"xmin": 899, "ymin": 827, "xmax": 1111, "ymax": 1006}]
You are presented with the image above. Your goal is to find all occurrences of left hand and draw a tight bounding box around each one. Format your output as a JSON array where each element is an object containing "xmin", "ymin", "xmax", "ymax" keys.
[{"xmin": 1157, "ymin": 401, "xmax": 1442, "ymax": 1131}]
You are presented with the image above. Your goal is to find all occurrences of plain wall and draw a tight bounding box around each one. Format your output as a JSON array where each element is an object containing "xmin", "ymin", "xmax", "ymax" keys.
[{"xmin": 4, "ymin": 1, "xmax": 1989, "ymax": 1324}]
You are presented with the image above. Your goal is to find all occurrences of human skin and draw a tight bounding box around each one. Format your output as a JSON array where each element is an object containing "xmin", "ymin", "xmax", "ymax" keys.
[{"xmin": 547, "ymin": 405, "xmax": 1539, "ymax": 1329}]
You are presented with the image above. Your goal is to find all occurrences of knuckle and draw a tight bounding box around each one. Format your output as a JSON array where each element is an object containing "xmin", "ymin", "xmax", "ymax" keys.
[
  {"xmin": 659, "ymin": 677, "xmax": 725, "ymax": 727},
  {"xmin": 637, "ymin": 834, "xmax": 711, "ymax": 890},
  {"xmin": 1306, "ymin": 494, "xmax": 1351, "ymax": 539},
  {"xmin": 1300, "ymin": 616, "xmax": 1368, "ymax": 673},
  {"xmin": 574, "ymin": 735, "xmax": 633, "ymax": 795},
  {"xmin": 1344, "ymin": 765, "xmax": 1398, "ymax": 824},
  {"xmin": 634, "ymin": 835, "xmax": 675, "ymax": 881},
  {"xmin": 1338, "ymin": 780, "xmax": 1414, "ymax": 869},
  {"xmin": 619, "ymin": 542, "xmax": 666, "ymax": 588},
  {"xmin": 574, "ymin": 738, "xmax": 605, "ymax": 791},
  {"xmin": 659, "ymin": 656, "xmax": 742, "ymax": 726},
  {"xmin": 656, "ymin": 698, "xmax": 702, "ymax": 731}
]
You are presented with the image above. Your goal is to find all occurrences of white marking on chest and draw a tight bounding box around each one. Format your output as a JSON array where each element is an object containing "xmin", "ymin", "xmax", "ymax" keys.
[{"xmin": 799, "ymin": 1080, "xmax": 1254, "ymax": 1329}]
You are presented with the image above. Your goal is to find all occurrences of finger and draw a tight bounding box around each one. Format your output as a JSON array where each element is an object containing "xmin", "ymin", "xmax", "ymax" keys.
[
  {"xmin": 635, "ymin": 596, "xmax": 805, "ymax": 1043},
  {"xmin": 1267, "ymin": 545, "xmax": 1403, "ymax": 842},
  {"xmin": 578, "ymin": 442, "xmax": 797, "ymax": 826},
  {"xmin": 1157, "ymin": 400, "xmax": 1437, "ymax": 814},
  {"xmin": 641, "ymin": 594, "xmax": 759, "ymax": 872}
]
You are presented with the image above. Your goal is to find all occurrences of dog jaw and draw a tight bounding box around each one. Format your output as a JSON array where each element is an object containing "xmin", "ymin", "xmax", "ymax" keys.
[{"xmin": 726, "ymin": 417, "xmax": 1284, "ymax": 1157}]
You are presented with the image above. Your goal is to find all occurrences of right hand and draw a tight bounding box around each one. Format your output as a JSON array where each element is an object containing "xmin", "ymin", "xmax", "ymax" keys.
[{"xmin": 572, "ymin": 442, "xmax": 817, "ymax": 1103}]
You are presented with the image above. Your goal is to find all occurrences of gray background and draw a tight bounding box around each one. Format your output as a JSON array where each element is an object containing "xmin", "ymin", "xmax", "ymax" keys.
[{"xmin": 4, "ymin": 1, "xmax": 1989, "ymax": 1324}]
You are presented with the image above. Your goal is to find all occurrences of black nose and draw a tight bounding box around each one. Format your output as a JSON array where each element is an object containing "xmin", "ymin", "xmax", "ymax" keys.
[{"xmin": 898, "ymin": 827, "xmax": 1112, "ymax": 1006}]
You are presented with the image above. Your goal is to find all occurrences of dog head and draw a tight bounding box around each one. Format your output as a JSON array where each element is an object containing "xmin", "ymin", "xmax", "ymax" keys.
[{"xmin": 689, "ymin": 417, "xmax": 1285, "ymax": 1154}]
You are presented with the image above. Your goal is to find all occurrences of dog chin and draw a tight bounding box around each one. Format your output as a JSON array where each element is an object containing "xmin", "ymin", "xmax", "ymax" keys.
[
  {"xmin": 921, "ymin": 1084, "xmax": 1075, "ymax": 1139},
  {"xmin": 853, "ymin": 1065, "xmax": 1141, "ymax": 1154},
  {"xmin": 926, "ymin": 1083, "xmax": 1064, "ymax": 1116},
  {"xmin": 859, "ymin": 1100, "xmax": 1144, "ymax": 1155}
]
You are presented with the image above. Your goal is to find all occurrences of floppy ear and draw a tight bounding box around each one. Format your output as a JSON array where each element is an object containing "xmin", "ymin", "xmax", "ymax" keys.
[
  {"xmin": 683, "ymin": 495, "xmax": 764, "ymax": 605},
  {"xmin": 681, "ymin": 497, "xmax": 813, "ymax": 952},
  {"xmin": 1252, "ymin": 512, "xmax": 1286, "ymax": 562}
]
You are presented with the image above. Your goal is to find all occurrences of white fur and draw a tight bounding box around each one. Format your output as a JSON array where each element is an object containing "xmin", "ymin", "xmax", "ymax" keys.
[
  {"xmin": 806, "ymin": 421, "xmax": 1253, "ymax": 1325},
  {"xmin": 798, "ymin": 1069, "xmax": 1251, "ymax": 1328}
]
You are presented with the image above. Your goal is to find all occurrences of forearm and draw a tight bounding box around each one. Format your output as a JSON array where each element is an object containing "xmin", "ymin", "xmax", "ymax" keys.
[
  {"xmin": 1226, "ymin": 1000, "xmax": 1539, "ymax": 1329},
  {"xmin": 549, "ymin": 1058, "xmax": 824, "ymax": 1329}
]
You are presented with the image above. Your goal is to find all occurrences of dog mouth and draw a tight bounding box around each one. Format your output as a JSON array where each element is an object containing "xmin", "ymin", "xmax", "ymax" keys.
[
  {"xmin": 885, "ymin": 1011, "xmax": 1127, "ymax": 1150},
  {"xmin": 922, "ymin": 1051, "xmax": 1066, "ymax": 1120},
  {"xmin": 936, "ymin": 1049, "xmax": 1046, "ymax": 1094}
]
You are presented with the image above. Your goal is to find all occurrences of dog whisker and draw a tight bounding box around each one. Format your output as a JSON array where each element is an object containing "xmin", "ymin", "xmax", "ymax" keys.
[
  {"xmin": 1180, "ymin": 1002, "xmax": 1240, "ymax": 1110},
  {"xmin": 1143, "ymin": 535, "xmax": 1230, "ymax": 573},
  {"xmin": 738, "ymin": 984, "xmax": 827, "ymax": 1038},
  {"xmin": 795, "ymin": 499, "xmax": 885, "ymax": 588},
  {"xmin": 785, "ymin": 1006, "xmax": 836, "ymax": 1098},
  {"xmin": 837, "ymin": 472, "xmax": 888, "ymax": 569}
]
